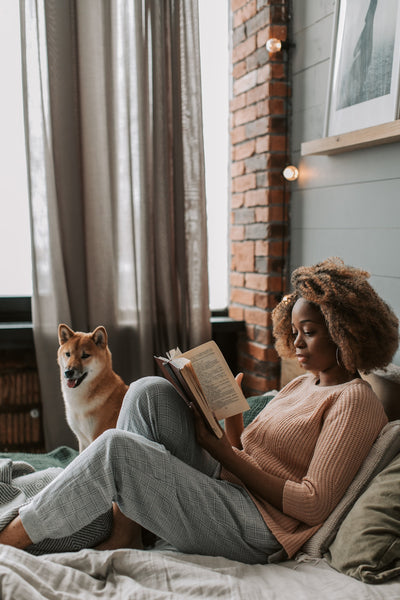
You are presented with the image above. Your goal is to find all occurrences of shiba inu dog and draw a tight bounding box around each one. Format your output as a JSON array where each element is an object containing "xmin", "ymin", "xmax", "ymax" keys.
[{"xmin": 57, "ymin": 324, "xmax": 128, "ymax": 452}]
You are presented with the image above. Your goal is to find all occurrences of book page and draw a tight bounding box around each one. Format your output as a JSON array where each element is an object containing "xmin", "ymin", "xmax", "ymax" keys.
[
  {"xmin": 155, "ymin": 354, "xmax": 223, "ymax": 438},
  {"xmin": 182, "ymin": 341, "xmax": 249, "ymax": 419}
]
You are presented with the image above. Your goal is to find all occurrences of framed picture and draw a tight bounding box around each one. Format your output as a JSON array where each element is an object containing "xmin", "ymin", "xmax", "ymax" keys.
[{"xmin": 325, "ymin": 0, "xmax": 400, "ymax": 136}]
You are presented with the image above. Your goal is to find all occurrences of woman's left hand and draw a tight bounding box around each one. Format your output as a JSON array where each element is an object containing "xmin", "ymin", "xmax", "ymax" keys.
[{"xmin": 190, "ymin": 404, "xmax": 236, "ymax": 463}]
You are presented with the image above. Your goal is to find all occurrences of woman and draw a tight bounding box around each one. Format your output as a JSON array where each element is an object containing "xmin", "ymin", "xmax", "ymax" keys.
[{"xmin": 0, "ymin": 258, "xmax": 398, "ymax": 562}]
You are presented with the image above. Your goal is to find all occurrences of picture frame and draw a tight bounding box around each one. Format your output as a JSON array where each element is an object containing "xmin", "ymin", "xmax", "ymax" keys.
[{"xmin": 325, "ymin": 0, "xmax": 400, "ymax": 137}]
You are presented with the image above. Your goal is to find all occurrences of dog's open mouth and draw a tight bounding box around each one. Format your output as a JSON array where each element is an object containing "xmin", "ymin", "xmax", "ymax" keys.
[{"xmin": 66, "ymin": 373, "xmax": 88, "ymax": 389}]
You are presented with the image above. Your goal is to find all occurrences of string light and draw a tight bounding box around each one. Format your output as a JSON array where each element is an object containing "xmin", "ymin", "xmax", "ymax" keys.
[
  {"xmin": 265, "ymin": 38, "xmax": 292, "ymax": 53},
  {"xmin": 282, "ymin": 165, "xmax": 299, "ymax": 181}
]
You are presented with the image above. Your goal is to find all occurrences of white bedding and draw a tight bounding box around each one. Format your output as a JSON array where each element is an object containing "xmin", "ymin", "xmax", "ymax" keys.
[{"xmin": 0, "ymin": 546, "xmax": 399, "ymax": 600}]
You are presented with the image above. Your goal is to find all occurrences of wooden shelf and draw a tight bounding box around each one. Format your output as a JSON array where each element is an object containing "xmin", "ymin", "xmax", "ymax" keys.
[{"xmin": 301, "ymin": 120, "xmax": 400, "ymax": 156}]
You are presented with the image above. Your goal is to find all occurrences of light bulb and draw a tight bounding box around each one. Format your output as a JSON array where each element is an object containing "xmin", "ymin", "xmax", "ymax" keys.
[
  {"xmin": 266, "ymin": 38, "xmax": 282, "ymax": 53},
  {"xmin": 282, "ymin": 165, "xmax": 299, "ymax": 181}
]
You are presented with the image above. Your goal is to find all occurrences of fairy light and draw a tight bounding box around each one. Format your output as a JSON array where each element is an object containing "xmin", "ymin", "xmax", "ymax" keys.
[{"xmin": 282, "ymin": 165, "xmax": 299, "ymax": 182}]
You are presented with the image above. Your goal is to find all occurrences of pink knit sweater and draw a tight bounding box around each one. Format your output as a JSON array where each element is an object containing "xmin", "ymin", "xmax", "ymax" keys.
[{"xmin": 221, "ymin": 374, "xmax": 387, "ymax": 558}]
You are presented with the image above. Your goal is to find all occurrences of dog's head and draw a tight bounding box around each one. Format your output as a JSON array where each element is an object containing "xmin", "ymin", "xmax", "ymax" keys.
[{"xmin": 57, "ymin": 324, "xmax": 111, "ymax": 389}]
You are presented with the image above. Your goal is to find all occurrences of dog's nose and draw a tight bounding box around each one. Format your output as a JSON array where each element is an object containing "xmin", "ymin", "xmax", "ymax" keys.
[{"xmin": 64, "ymin": 369, "xmax": 75, "ymax": 379}]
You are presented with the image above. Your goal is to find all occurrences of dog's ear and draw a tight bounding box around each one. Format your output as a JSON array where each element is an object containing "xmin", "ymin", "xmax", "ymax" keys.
[
  {"xmin": 92, "ymin": 326, "xmax": 108, "ymax": 348},
  {"xmin": 58, "ymin": 324, "xmax": 75, "ymax": 345}
]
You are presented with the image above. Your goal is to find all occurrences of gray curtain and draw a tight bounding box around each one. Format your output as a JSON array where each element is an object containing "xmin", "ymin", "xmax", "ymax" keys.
[{"xmin": 20, "ymin": 0, "xmax": 211, "ymax": 450}]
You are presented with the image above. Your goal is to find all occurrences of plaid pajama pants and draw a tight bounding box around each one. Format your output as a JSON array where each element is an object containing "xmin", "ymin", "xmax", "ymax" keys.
[{"xmin": 19, "ymin": 377, "xmax": 282, "ymax": 563}]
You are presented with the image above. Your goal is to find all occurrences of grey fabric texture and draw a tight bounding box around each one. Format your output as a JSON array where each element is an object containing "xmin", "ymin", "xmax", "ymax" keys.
[
  {"xmin": 18, "ymin": 377, "xmax": 282, "ymax": 562},
  {"xmin": 0, "ymin": 458, "xmax": 112, "ymax": 554},
  {"xmin": 302, "ymin": 420, "xmax": 400, "ymax": 557}
]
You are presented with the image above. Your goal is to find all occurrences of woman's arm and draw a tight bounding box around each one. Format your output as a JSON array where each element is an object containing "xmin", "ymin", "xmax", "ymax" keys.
[
  {"xmin": 223, "ymin": 373, "xmax": 245, "ymax": 448},
  {"xmin": 192, "ymin": 405, "xmax": 285, "ymax": 511},
  {"xmin": 224, "ymin": 413, "xmax": 244, "ymax": 449}
]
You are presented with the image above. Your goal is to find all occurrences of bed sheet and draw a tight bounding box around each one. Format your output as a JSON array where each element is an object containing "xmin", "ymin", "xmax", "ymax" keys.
[{"xmin": 0, "ymin": 546, "xmax": 399, "ymax": 600}]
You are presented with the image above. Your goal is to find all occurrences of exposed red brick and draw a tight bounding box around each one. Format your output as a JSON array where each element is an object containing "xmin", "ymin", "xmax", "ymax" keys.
[
  {"xmin": 245, "ymin": 273, "xmax": 268, "ymax": 291},
  {"xmin": 269, "ymin": 135, "xmax": 287, "ymax": 151},
  {"xmin": 234, "ymin": 105, "xmax": 257, "ymax": 126},
  {"xmin": 231, "ymin": 161, "xmax": 245, "ymax": 178},
  {"xmin": 269, "ymin": 81, "xmax": 290, "ymax": 98},
  {"xmin": 228, "ymin": 306, "xmax": 244, "ymax": 321},
  {"xmin": 231, "ymin": 193, "xmax": 245, "ymax": 208},
  {"xmin": 230, "ymin": 272, "xmax": 245, "ymax": 287},
  {"xmin": 234, "ymin": 140, "xmax": 256, "ymax": 160},
  {"xmin": 229, "ymin": 0, "xmax": 290, "ymax": 389},
  {"xmin": 272, "ymin": 62, "xmax": 286, "ymax": 79},
  {"xmin": 232, "ymin": 173, "xmax": 257, "ymax": 193},
  {"xmin": 230, "ymin": 93, "xmax": 247, "ymax": 112},
  {"xmin": 230, "ymin": 287, "xmax": 255, "ymax": 306},
  {"xmin": 233, "ymin": 0, "xmax": 257, "ymax": 28},
  {"xmin": 231, "ymin": 0, "xmax": 248, "ymax": 11},
  {"xmin": 232, "ymin": 60, "xmax": 248, "ymax": 80},
  {"xmin": 231, "ymin": 240, "xmax": 255, "ymax": 272},
  {"xmin": 232, "ymin": 36, "xmax": 257, "ymax": 63},
  {"xmin": 266, "ymin": 24, "xmax": 287, "ymax": 42},
  {"xmin": 255, "ymin": 239, "xmax": 288, "ymax": 256},
  {"xmin": 230, "ymin": 225, "xmax": 245, "ymax": 241},
  {"xmin": 231, "ymin": 125, "xmax": 247, "ymax": 145},
  {"xmin": 247, "ymin": 82, "xmax": 270, "ymax": 105},
  {"xmin": 243, "ymin": 341, "xmax": 270, "ymax": 361},
  {"xmin": 255, "ymin": 135, "xmax": 271, "ymax": 153},
  {"xmin": 245, "ymin": 189, "xmax": 268, "ymax": 207},
  {"xmin": 234, "ymin": 70, "xmax": 258, "ymax": 96},
  {"xmin": 255, "ymin": 207, "xmax": 268, "ymax": 222},
  {"xmin": 256, "ymin": 28, "xmax": 271, "ymax": 48},
  {"xmin": 246, "ymin": 324, "xmax": 255, "ymax": 340},
  {"xmin": 242, "ymin": 373, "xmax": 272, "ymax": 394},
  {"xmin": 253, "ymin": 326, "xmax": 273, "ymax": 345},
  {"xmin": 255, "ymin": 291, "xmax": 281, "ymax": 311},
  {"xmin": 244, "ymin": 307, "xmax": 270, "ymax": 327},
  {"xmin": 268, "ymin": 98, "xmax": 286, "ymax": 114}
]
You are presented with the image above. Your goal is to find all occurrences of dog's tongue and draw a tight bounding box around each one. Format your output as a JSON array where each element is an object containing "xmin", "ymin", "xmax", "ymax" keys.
[{"xmin": 67, "ymin": 379, "xmax": 77, "ymax": 389}]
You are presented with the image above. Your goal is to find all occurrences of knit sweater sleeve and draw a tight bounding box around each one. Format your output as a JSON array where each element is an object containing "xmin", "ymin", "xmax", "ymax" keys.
[{"xmin": 282, "ymin": 383, "xmax": 387, "ymax": 525}]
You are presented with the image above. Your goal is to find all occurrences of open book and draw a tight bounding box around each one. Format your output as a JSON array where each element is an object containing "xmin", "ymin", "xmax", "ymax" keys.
[{"xmin": 154, "ymin": 340, "xmax": 249, "ymax": 438}]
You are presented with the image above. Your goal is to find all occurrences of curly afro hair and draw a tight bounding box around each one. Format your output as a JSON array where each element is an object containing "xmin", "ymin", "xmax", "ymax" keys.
[{"xmin": 272, "ymin": 257, "xmax": 399, "ymax": 373}]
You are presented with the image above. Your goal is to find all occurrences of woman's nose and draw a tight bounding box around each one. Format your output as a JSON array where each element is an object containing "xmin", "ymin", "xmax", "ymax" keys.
[{"xmin": 293, "ymin": 334, "xmax": 305, "ymax": 348}]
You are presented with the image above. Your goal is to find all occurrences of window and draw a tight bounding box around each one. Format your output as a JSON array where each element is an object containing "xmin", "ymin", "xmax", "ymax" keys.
[
  {"xmin": 0, "ymin": 1, "xmax": 229, "ymax": 308},
  {"xmin": 199, "ymin": 0, "xmax": 230, "ymax": 311},
  {"xmin": 0, "ymin": 1, "xmax": 31, "ymax": 298}
]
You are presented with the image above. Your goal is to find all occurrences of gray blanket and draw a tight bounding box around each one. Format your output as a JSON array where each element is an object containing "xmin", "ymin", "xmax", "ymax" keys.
[{"xmin": 0, "ymin": 458, "xmax": 112, "ymax": 554}]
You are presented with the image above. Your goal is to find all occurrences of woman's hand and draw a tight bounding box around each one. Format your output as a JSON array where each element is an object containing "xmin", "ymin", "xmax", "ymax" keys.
[{"xmin": 191, "ymin": 403, "xmax": 236, "ymax": 464}]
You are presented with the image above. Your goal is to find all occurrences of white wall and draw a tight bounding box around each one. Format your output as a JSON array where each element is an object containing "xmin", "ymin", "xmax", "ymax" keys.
[{"xmin": 290, "ymin": 0, "xmax": 400, "ymax": 365}]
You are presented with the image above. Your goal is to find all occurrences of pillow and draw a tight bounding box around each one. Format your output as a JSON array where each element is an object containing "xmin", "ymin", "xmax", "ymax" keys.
[
  {"xmin": 326, "ymin": 451, "xmax": 400, "ymax": 583},
  {"xmin": 243, "ymin": 392, "xmax": 276, "ymax": 428},
  {"xmin": 302, "ymin": 420, "xmax": 400, "ymax": 557}
]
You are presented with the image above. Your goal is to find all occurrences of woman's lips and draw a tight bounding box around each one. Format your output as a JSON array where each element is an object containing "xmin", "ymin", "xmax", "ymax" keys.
[{"xmin": 296, "ymin": 354, "xmax": 307, "ymax": 363}]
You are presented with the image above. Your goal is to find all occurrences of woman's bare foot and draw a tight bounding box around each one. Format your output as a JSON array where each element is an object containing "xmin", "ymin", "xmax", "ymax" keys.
[
  {"xmin": 95, "ymin": 503, "xmax": 144, "ymax": 551},
  {"xmin": 0, "ymin": 516, "xmax": 33, "ymax": 549}
]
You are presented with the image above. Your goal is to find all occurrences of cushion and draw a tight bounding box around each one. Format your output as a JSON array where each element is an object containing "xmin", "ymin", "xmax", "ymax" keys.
[
  {"xmin": 243, "ymin": 392, "xmax": 276, "ymax": 428},
  {"xmin": 302, "ymin": 420, "xmax": 400, "ymax": 557},
  {"xmin": 326, "ymin": 451, "xmax": 400, "ymax": 583}
]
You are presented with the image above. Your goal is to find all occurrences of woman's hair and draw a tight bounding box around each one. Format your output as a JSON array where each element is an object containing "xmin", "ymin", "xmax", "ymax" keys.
[{"xmin": 272, "ymin": 257, "xmax": 399, "ymax": 373}]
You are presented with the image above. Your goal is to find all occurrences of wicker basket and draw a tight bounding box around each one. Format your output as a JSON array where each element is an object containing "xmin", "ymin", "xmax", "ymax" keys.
[{"xmin": 0, "ymin": 367, "xmax": 44, "ymax": 452}]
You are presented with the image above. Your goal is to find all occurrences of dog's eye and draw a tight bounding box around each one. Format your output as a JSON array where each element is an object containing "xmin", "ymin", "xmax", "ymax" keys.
[
  {"xmin": 65, "ymin": 352, "xmax": 70, "ymax": 357},
  {"xmin": 81, "ymin": 352, "xmax": 90, "ymax": 359}
]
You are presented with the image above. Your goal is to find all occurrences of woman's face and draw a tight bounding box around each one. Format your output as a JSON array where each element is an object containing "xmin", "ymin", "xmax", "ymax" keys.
[{"xmin": 291, "ymin": 297, "xmax": 338, "ymax": 381}]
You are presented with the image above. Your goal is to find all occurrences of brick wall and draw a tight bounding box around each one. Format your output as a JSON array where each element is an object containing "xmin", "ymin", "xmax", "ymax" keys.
[{"xmin": 229, "ymin": 0, "xmax": 290, "ymax": 395}]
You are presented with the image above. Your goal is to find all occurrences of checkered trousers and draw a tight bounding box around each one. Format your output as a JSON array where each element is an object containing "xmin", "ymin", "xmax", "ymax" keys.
[{"xmin": 19, "ymin": 377, "xmax": 281, "ymax": 563}]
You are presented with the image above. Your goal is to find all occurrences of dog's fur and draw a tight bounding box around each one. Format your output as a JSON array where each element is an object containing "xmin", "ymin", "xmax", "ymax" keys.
[{"xmin": 57, "ymin": 324, "xmax": 128, "ymax": 452}]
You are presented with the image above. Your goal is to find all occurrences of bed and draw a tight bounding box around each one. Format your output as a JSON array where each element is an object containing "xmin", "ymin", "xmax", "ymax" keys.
[{"xmin": 0, "ymin": 364, "xmax": 400, "ymax": 599}]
